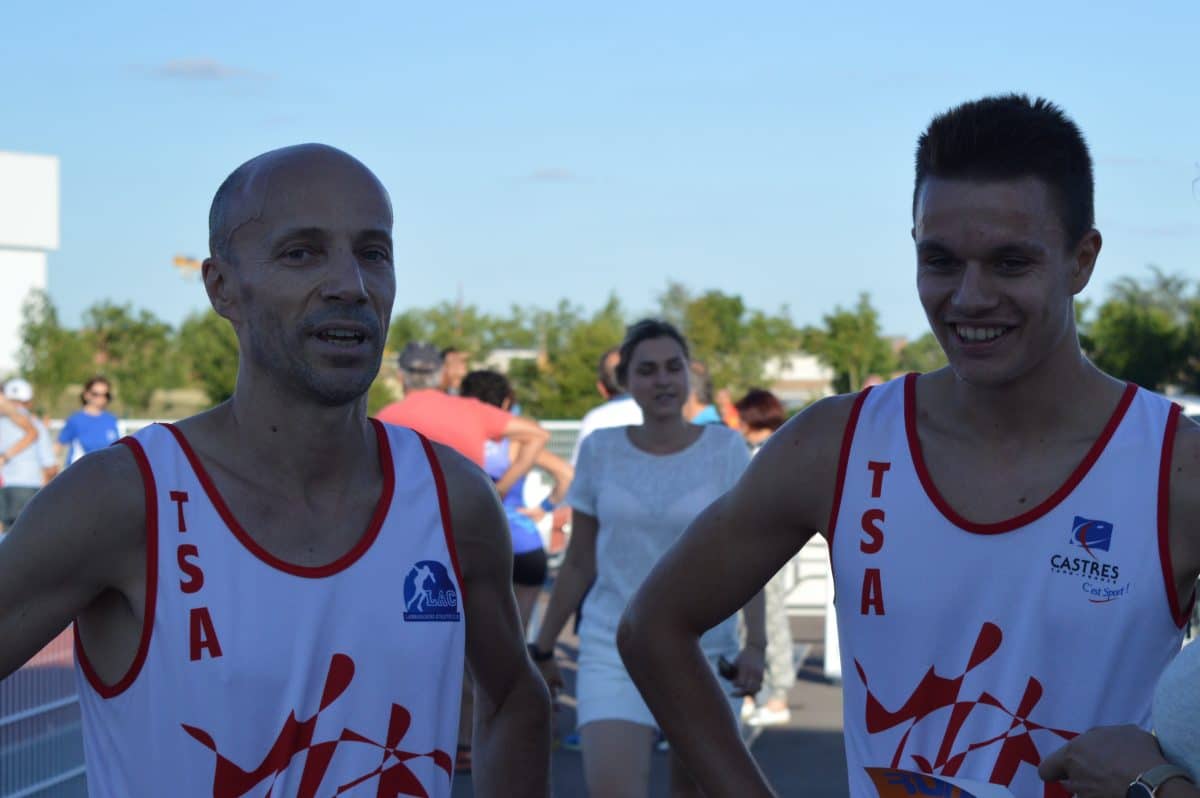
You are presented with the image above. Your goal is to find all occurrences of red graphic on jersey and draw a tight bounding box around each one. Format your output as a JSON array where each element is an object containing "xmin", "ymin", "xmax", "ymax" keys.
[
  {"xmin": 182, "ymin": 653, "xmax": 452, "ymax": 797},
  {"xmin": 856, "ymin": 623, "xmax": 1077, "ymax": 798}
]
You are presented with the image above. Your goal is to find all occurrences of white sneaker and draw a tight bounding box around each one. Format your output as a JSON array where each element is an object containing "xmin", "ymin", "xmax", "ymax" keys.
[
  {"xmin": 740, "ymin": 698, "xmax": 756, "ymax": 722},
  {"xmin": 746, "ymin": 706, "xmax": 792, "ymax": 727}
]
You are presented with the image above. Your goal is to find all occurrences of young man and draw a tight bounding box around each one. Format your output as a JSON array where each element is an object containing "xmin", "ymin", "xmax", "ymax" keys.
[
  {"xmin": 0, "ymin": 144, "xmax": 551, "ymax": 797},
  {"xmin": 618, "ymin": 96, "xmax": 1200, "ymax": 798}
]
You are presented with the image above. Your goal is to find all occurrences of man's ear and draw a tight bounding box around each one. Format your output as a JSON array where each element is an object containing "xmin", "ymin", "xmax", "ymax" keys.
[
  {"xmin": 1070, "ymin": 229, "xmax": 1102, "ymax": 295},
  {"xmin": 202, "ymin": 256, "xmax": 241, "ymax": 324}
]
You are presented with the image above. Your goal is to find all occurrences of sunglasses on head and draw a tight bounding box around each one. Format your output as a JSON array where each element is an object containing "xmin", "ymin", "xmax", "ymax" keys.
[{"xmin": 88, "ymin": 390, "xmax": 110, "ymax": 398}]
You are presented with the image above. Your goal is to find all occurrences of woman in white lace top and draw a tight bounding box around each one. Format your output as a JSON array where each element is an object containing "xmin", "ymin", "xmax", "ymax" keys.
[{"xmin": 530, "ymin": 319, "xmax": 765, "ymax": 797}]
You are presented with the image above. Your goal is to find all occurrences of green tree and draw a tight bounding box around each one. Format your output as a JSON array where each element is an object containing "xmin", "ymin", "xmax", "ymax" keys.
[
  {"xmin": 17, "ymin": 289, "xmax": 90, "ymax": 415},
  {"xmin": 177, "ymin": 309, "xmax": 240, "ymax": 405},
  {"xmin": 658, "ymin": 282, "xmax": 803, "ymax": 395},
  {"xmin": 80, "ymin": 301, "xmax": 182, "ymax": 414},
  {"xmin": 517, "ymin": 297, "xmax": 626, "ymax": 419},
  {"xmin": 896, "ymin": 332, "xmax": 948, "ymax": 374},
  {"xmin": 1086, "ymin": 267, "xmax": 1193, "ymax": 391},
  {"xmin": 386, "ymin": 302, "xmax": 513, "ymax": 362},
  {"xmin": 804, "ymin": 293, "xmax": 895, "ymax": 393}
]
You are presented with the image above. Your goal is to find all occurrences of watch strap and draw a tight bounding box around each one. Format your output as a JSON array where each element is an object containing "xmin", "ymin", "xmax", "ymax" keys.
[{"xmin": 1135, "ymin": 764, "xmax": 1192, "ymax": 795}]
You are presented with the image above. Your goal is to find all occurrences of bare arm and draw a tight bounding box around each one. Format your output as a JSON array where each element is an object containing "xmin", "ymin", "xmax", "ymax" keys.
[
  {"xmin": 534, "ymin": 449, "xmax": 573, "ymax": 505},
  {"xmin": 531, "ymin": 510, "xmax": 598, "ymax": 695},
  {"xmin": 0, "ymin": 397, "xmax": 38, "ymax": 466},
  {"xmin": 436, "ymin": 444, "xmax": 551, "ymax": 797},
  {"xmin": 1168, "ymin": 416, "xmax": 1200, "ymax": 607},
  {"xmin": 0, "ymin": 445, "xmax": 145, "ymax": 679},
  {"xmin": 495, "ymin": 417, "xmax": 549, "ymax": 496},
  {"xmin": 617, "ymin": 395, "xmax": 857, "ymax": 797}
]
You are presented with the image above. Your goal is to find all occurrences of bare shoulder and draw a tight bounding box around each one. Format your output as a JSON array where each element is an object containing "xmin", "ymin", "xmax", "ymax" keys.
[
  {"xmin": 0, "ymin": 442, "xmax": 146, "ymax": 610},
  {"xmin": 26, "ymin": 443, "xmax": 144, "ymax": 547},
  {"xmin": 732, "ymin": 392, "xmax": 863, "ymax": 534},
  {"xmin": 753, "ymin": 391, "xmax": 863, "ymax": 476},
  {"xmin": 427, "ymin": 442, "xmax": 509, "ymax": 581}
]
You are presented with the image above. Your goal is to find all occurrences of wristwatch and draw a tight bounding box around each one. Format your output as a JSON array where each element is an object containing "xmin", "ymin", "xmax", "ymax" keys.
[{"xmin": 1127, "ymin": 764, "xmax": 1193, "ymax": 797}]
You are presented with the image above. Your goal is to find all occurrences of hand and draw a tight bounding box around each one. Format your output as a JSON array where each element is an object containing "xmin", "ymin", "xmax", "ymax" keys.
[
  {"xmin": 535, "ymin": 654, "xmax": 564, "ymax": 703},
  {"xmin": 1039, "ymin": 725, "xmax": 1169, "ymax": 797},
  {"xmin": 518, "ymin": 506, "xmax": 547, "ymax": 524},
  {"xmin": 729, "ymin": 646, "xmax": 765, "ymax": 698}
]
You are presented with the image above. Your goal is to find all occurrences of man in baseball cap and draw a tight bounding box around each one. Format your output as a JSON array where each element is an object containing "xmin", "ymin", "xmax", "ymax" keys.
[{"xmin": 0, "ymin": 379, "xmax": 52, "ymax": 531}]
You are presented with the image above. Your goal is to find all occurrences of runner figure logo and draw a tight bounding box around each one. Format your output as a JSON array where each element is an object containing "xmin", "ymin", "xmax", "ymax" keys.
[{"xmin": 402, "ymin": 561, "xmax": 460, "ymax": 622}]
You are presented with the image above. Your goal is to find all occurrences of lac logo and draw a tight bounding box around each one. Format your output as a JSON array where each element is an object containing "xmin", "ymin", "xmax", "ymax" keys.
[{"xmin": 402, "ymin": 560, "xmax": 461, "ymax": 622}]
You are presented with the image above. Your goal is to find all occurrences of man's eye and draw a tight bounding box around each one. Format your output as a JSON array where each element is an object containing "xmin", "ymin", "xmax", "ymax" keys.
[
  {"xmin": 924, "ymin": 256, "xmax": 955, "ymax": 270},
  {"xmin": 361, "ymin": 248, "xmax": 390, "ymax": 262},
  {"xmin": 282, "ymin": 247, "xmax": 313, "ymax": 261},
  {"xmin": 998, "ymin": 258, "xmax": 1029, "ymax": 271}
]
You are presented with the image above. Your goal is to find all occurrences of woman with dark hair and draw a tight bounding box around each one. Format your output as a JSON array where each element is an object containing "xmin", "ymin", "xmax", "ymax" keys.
[
  {"xmin": 733, "ymin": 388, "xmax": 795, "ymax": 728},
  {"xmin": 57, "ymin": 376, "xmax": 119, "ymax": 466},
  {"xmin": 530, "ymin": 318, "xmax": 765, "ymax": 798},
  {"xmin": 459, "ymin": 369, "xmax": 572, "ymax": 629}
]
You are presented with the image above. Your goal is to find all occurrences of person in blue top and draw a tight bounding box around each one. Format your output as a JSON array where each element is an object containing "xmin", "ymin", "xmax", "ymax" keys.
[
  {"xmin": 460, "ymin": 370, "xmax": 573, "ymax": 629},
  {"xmin": 58, "ymin": 376, "xmax": 120, "ymax": 466}
]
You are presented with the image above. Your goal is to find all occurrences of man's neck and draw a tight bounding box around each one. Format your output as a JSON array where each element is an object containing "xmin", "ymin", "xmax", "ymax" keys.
[
  {"xmin": 931, "ymin": 341, "xmax": 1121, "ymax": 443},
  {"xmin": 215, "ymin": 379, "xmax": 376, "ymax": 488}
]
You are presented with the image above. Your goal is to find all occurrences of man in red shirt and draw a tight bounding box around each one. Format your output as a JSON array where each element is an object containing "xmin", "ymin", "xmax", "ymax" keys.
[
  {"xmin": 377, "ymin": 341, "xmax": 551, "ymax": 771},
  {"xmin": 377, "ymin": 343, "xmax": 548, "ymax": 496}
]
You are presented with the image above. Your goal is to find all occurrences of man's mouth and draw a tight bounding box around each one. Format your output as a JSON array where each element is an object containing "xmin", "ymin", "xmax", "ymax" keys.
[
  {"xmin": 953, "ymin": 324, "xmax": 1011, "ymax": 343},
  {"xmin": 314, "ymin": 327, "xmax": 368, "ymax": 346}
]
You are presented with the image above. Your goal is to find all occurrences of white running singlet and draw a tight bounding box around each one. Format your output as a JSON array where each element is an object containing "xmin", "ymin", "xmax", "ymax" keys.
[
  {"xmin": 829, "ymin": 375, "xmax": 1189, "ymax": 798},
  {"xmin": 74, "ymin": 421, "xmax": 466, "ymax": 798}
]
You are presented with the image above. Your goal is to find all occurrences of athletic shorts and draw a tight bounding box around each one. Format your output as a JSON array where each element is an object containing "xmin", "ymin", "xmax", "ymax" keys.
[
  {"xmin": 0, "ymin": 486, "xmax": 38, "ymax": 528},
  {"xmin": 512, "ymin": 548, "xmax": 548, "ymax": 587},
  {"xmin": 575, "ymin": 646, "xmax": 740, "ymax": 730}
]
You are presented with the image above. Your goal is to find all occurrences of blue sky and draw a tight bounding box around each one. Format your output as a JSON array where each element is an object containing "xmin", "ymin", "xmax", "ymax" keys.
[{"xmin": 4, "ymin": 1, "xmax": 1198, "ymax": 339}]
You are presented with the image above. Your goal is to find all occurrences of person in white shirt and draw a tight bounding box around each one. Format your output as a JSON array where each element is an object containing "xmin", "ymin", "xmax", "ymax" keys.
[
  {"xmin": 0, "ymin": 382, "xmax": 43, "ymax": 532},
  {"xmin": 571, "ymin": 347, "xmax": 643, "ymax": 465}
]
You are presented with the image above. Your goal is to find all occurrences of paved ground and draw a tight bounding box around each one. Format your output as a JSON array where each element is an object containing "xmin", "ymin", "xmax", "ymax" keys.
[{"xmin": 452, "ymin": 617, "xmax": 848, "ymax": 797}]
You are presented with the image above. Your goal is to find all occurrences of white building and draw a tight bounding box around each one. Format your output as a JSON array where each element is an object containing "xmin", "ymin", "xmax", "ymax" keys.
[
  {"xmin": 764, "ymin": 352, "xmax": 835, "ymax": 407},
  {"xmin": 0, "ymin": 151, "xmax": 59, "ymax": 376}
]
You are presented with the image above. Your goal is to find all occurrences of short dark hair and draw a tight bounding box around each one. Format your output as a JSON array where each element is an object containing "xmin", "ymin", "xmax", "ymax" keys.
[
  {"xmin": 688, "ymin": 360, "xmax": 714, "ymax": 405},
  {"xmin": 616, "ymin": 319, "xmax": 690, "ymax": 387},
  {"xmin": 80, "ymin": 375, "xmax": 112, "ymax": 406},
  {"xmin": 735, "ymin": 388, "xmax": 785, "ymax": 432},
  {"xmin": 596, "ymin": 347, "xmax": 622, "ymax": 397},
  {"xmin": 460, "ymin": 370, "xmax": 512, "ymax": 409},
  {"xmin": 914, "ymin": 94, "xmax": 1095, "ymax": 249}
]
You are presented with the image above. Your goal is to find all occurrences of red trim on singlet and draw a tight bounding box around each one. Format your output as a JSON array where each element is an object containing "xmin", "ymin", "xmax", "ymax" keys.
[
  {"xmin": 1156, "ymin": 403, "xmax": 1193, "ymax": 628},
  {"xmin": 905, "ymin": 373, "xmax": 1138, "ymax": 535},
  {"xmin": 162, "ymin": 420, "xmax": 395, "ymax": 578},
  {"xmin": 825, "ymin": 389, "xmax": 873, "ymax": 561},
  {"xmin": 75, "ymin": 436, "xmax": 159, "ymax": 699},
  {"xmin": 417, "ymin": 434, "xmax": 467, "ymax": 602}
]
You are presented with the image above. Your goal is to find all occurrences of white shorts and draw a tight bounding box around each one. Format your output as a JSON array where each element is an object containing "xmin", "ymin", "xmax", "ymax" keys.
[{"xmin": 575, "ymin": 646, "xmax": 741, "ymax": 730}]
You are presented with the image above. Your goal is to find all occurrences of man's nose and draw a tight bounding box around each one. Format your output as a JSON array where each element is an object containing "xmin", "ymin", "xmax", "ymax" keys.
[
  {"xmin": 950, "ymin": 262, "xmax": 998, "ymax": 313},
  {"xmin": 321, "ymin": 246, "xmax": 369, "ymax": 303}
]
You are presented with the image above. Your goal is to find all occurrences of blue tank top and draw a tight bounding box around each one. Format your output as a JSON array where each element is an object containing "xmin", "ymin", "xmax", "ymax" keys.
[{"xmin": 483, "ymin": 439, "xmax": 545, "ymax": 554}]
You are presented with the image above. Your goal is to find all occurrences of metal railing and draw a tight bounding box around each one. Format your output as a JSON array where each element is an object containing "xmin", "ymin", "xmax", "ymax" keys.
[{"xmin": 0, "ymin": 631, "xmax": 86, "ymax": 797}]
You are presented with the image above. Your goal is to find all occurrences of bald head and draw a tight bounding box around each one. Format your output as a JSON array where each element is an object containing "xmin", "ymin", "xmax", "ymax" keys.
[{"xmin": 207, "ymin": 144, "xmax": 391, "ymax": 263}]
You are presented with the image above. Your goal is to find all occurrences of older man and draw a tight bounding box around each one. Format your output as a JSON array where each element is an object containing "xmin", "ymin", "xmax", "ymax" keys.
[{"xmin": 0, "ymin": 144, "xmax": 551, "ymax": 797}]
